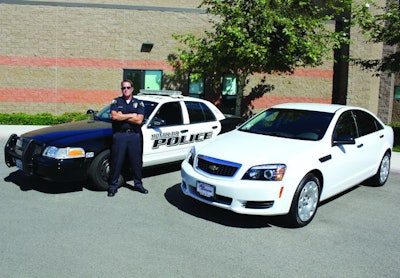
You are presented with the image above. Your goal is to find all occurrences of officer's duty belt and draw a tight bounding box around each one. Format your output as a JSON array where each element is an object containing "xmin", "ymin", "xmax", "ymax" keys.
[{"xmin": 118, "ymin": 129, "xmax": 138, "ymax": 133}]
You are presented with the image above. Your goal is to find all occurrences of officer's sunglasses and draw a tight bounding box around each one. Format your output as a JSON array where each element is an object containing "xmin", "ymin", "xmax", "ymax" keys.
[{"xmin": 121, "ymin": 86, "xmax": 132, "ymax": 90}]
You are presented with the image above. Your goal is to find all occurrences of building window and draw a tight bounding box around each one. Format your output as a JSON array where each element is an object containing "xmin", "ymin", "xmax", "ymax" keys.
[
  {"xmin": 123, "ymin": 69, "xmax": 162, "ymax": 94},
  {"xmin": 188, "ymin": 74, "xmax": 204, "ymax": 98},
  {"xmin": 222, "ymin": 75, "xmax": 237, "ymax": 99},
  {"xmin": 395, "ymin": 85, "xmax": 400, "ymax": 100}
]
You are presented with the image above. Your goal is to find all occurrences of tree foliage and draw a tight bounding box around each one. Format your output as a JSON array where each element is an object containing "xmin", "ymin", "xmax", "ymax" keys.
[
  {"xmin": 169, "ymin": 0, "xmax": 352, "ymax": 115},
  {"xmin": 353, "ymin": 0, "xmax": 400, "ymax": 74}
]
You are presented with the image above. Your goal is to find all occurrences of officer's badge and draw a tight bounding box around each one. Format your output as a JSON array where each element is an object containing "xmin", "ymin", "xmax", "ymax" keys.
[{"xmin": 133, "ymin": 102, "xmax": 138, "ymax": 108}]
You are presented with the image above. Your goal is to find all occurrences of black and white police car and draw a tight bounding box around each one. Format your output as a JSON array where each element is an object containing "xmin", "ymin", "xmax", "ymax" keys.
[{"xmin": 4, "ymin": 90, "xmax": 244, "ymax": 190}]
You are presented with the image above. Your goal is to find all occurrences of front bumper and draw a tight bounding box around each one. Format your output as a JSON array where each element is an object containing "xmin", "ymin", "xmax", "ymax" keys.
[
  {"xmin": 4, "ymin": 134, "xmax": 91, "ymax": 182},
  {"xmin": 180, "ymin": 160, "xmax": 294, "ymax": 216}
]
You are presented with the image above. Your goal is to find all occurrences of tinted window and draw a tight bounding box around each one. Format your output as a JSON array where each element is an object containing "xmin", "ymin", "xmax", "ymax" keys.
[
  {"xmin": 95, "ymin": 101, "xmax": 157, "ymax": 122},
  {"xmin": 185, "ymin": 101, "xmax": 216, "ymax": 123},
  {"xmin": 353, "ymin": 110, "xmax": 383, "ymax": 136},
  {"xmin": 333, "ymin": 111, "xmax": 358, "ymax": 140},
  {"xmin": 154, "ymin": 102, "xmax": 183, "ymax": 126},
  {"xmin": 239, "ymin": 108, "xmax": 333, "ymax": 140}
]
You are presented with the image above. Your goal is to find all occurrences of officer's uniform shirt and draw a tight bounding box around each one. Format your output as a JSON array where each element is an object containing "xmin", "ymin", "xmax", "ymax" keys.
[{"xmin": 110, "ymin": 96, "xmax": 145, "ymax": 133}]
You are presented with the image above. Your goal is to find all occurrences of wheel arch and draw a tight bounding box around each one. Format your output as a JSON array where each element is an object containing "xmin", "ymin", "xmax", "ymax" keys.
[
  {"xmin": 308, "ymin": 169, "xmax": 323, "ymax": 193},
  {"xmin": 371, "ymin": 148, "xmax": 392, "ymax": 178}
]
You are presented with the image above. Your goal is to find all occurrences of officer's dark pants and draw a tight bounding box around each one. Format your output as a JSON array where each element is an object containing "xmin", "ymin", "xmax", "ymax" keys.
[{"xmin": 108, "ymin": 131, "xmax": 143, "ymax": 192}]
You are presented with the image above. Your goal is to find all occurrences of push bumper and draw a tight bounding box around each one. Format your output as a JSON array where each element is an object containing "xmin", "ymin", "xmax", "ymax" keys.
[{"xmin": 4, "ymin": 134, "xmax": 91, "ymax": 182}]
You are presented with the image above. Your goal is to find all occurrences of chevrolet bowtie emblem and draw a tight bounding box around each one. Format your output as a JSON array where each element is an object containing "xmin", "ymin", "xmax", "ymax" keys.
[{"xmin": 209, "ymin": 165, "xmax": 219, "ymax": 172}]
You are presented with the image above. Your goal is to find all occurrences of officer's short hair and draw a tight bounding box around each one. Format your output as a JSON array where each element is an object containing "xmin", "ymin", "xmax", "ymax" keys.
[{"xmin": 121, "ymin": 79, "xmax": 133, "ymax": 87}]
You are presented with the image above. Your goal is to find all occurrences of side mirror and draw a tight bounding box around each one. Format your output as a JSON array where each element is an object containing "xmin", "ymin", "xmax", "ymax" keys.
[
  {"xmin": 332, "ymin": 135, "xmax": 356, "ymax": 146},
  {"xmin": 86, "ymin": 109, "xmax": 95, "ymax": 122},
  {"xmin": 148, "ymin": 117, "xmax": 166, "ymax": 128}
]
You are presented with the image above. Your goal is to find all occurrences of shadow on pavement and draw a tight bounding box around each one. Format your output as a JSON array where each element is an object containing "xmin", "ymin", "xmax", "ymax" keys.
[
  {"xmin": 164, "ymin": 183, "xmax": 291, "ymax": 229},
  {"xmin": 3, "ymin": 162, "xmax": 182, "ymax": 194},
  {"xmin": 142, "ymin": 162, "xmax": 181, "ymax": 178},
  {"xmin": 4, "ymin": 170, "xmax": 84, "ymax": 194}
]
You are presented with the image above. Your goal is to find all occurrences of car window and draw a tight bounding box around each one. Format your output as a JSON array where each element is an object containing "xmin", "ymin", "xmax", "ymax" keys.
[
  {"xmin": 333, "ymin": 111, "xmax": 358, "ymax": 140},
  {"xmin": 96, "ymin": 105, "xmax": 112, "ymax": 121},
  {"xmin": 143, "ymin": 101, "xmax": 158, "ymax": 120},
  {"xmin": 95, "ymin": 101, "xmax": 158, "ymax": 123},
  {"xmin": 185, "ymin": 101, "xmax": 217, "ymax": 123},
  {"xmin": 239, "ymin": 108, "xmax": 333, "ymax": 140},
  {"xmin": 353, "ymin": 110, "xmax": 383, "ymax": 136},
  {"xmin": 154, "ymin": 102, "xmax": 183, "ymax": 126}
]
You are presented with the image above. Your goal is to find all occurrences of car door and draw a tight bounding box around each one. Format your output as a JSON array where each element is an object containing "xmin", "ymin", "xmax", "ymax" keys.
[
  {"xmin": 182, "ymin": 100, "xmax": 222, "ymax": 144},
  {"xmin": 352, "ymin": 109, "xmax": 385, "ymax": 176},
  {"xmin": 142, "ymin": 101, "xmax": 189, "ymax": 166},
  {"xmin": 322, "ymin": 110, "xmax": 364, "ymax": 198}
]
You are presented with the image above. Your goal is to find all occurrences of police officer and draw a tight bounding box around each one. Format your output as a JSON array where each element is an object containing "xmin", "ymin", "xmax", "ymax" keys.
[{"xmin": 108, "ymin": 79, "xmax": 148, "ymax": 197}]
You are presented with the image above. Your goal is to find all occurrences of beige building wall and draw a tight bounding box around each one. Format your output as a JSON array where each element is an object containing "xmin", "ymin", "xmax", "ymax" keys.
[
  {"xmin": 0, "ymin": 1, "xmax": 207, "ymax": 114},
  {"xmin": 0, "ymin": 0, "xmax": 396, "ymax": 123},
  {"xmin": 348, "ymin": 29, "xmax": 382, "ymax": 114}
]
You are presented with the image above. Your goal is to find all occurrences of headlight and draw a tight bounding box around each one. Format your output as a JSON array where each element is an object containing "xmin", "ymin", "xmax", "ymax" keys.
[
  {"xmin": 43, "ymin": 146, "xmax": 85, "ymax": 159},
  {"xmin": 186, "ymin": 146, "xmax": 196, "ymax": 166},
  {"xmin": 242, "ymin": 164, "xmax": 286, "ymax": 181}
]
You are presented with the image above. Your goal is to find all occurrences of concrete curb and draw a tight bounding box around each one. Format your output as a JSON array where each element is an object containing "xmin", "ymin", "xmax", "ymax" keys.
[{"xmin": 1, "ymin": 125, "xmax": 49, "ymax": 139}]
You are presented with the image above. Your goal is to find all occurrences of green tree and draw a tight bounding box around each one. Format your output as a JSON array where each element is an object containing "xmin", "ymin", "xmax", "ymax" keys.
[
  {"xmin": 353, "ymin": 0, "xmax": 400, "ymax": 74},
  {"xmin": 169, "ymin": 0, "xmax": 351, "ymax": 116}
]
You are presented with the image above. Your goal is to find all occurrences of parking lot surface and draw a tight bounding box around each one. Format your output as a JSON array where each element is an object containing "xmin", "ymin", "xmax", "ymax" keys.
[{"xmin": 1, "ymin": 136, "xmax": 400, "ymax": 278}]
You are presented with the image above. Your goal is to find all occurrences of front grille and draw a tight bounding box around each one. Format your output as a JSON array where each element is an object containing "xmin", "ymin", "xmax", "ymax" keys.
[{"xmin": 196, "ymin": 155, "xmax": 240, "ymax": 177}]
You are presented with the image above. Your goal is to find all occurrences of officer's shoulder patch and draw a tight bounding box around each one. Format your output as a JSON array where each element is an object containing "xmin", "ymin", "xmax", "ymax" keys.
[
  {"xmin": 139, "ymin": 101, "xmax": 145, "ymax": 107},
  {"xmin": 111, "ymin": 99, "xmax": 117, "ymax": 104}
]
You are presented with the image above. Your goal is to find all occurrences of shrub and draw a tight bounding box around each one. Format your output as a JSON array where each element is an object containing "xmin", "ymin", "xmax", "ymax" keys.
[{"xmin": 0, "ymin": 112, "xmax": 87, "ymax": 125}]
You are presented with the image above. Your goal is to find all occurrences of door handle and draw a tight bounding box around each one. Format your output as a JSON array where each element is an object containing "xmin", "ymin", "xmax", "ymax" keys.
[
  {"xmin": 212, "ymin": 126, "xmax": 218, "ymax": 129},
  {"xmin": 357, "ymin": 143, "xmax": 364, "ymax": 148},
  {"xmin": 181, "ymin": 129, "xmax": 188, "ymax": 133}
]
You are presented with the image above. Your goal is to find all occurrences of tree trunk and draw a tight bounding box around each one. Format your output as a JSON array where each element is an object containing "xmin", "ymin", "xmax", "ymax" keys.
[
  {"xmin": 332, "ymin": 8, "xmax": 351, "ymax": 105},
  {"xmin": 235, "ymin": 74, "xmax": 248, "ymax": 116}
]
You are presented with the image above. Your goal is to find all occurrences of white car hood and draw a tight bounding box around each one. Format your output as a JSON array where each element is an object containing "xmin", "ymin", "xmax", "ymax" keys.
[{"xmin": 196, "ymin": 130, "xmax": 322, "ymax": 166}]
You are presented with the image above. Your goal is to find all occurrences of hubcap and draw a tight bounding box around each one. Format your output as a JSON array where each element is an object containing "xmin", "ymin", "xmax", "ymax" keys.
[
  {"xmin": 379, "ymin": 155, "xmax": 390, "ymax": 184},
  {"xmin": 100, "ymin": 160, "xmax": 110, "ymax": 182},
  {"xmin": 298, "ymin": 181, "xmax": 319, "ymax": 222}
]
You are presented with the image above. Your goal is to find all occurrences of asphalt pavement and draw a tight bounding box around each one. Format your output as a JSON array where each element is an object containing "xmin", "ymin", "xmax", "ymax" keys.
[
  {"xmin": 1, "ymin": 124, "xmax": 399, "ymax": 174},
  {"xmin": 1, "ymin": 127, "xmax": 400, "ymax": 277}
]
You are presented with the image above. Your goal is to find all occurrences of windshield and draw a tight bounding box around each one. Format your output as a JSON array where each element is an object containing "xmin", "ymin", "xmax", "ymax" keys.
[
  {"xmin": 95, "ymin": 100, "xmax": 158, "ymax": 123},
  {"xmin": 239, "ymin": 108, "xmax": 334, "ymax": 140}
]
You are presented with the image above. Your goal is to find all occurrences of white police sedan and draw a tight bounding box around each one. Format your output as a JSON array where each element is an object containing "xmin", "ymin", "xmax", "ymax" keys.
[
  {"xmin": 181, "ymin": 103, "xmax": 394, "ymax": 227},
  {"xmin": 5, "ymin": 90, "xmax": 243, "ymax": 191}
]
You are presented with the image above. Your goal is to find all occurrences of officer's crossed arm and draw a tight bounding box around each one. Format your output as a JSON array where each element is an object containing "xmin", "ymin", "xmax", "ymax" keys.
[
  {"xmin": 126, "ymin": 113, "xmax": 144, "ymax": 125},
  {"xmin": 111, "ymin": 110, "xmax": 144, "ymax": 125}
]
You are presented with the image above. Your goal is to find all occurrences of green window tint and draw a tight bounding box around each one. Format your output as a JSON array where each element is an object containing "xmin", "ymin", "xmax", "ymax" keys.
[
  {"xmin": 222, "ymin": 75, "xmax": 237, "ymax": 96},
  {"xmin": 144, "ymin": 70, "xmax": 162, "ymax": 90},
  {"xmin": 189, "ymin": 74, "xmax": 204, "ymax": 98},
  {"xmin": 123, "ymin": 69, "xmax": 162, "ymax": 94}
]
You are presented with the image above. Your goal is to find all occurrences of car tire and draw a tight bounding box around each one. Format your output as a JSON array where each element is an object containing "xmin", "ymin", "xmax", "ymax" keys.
[
  {"xmin": 366, "ymin": 151, "xmax": 391, "ymax": 187},
  {"xmin": 287, "ymin": 173, "xmax": 321, "ymax": 228},
  {"xmin": 87, "ymin": 150, "xmax": 124, "ymax": 191}
]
